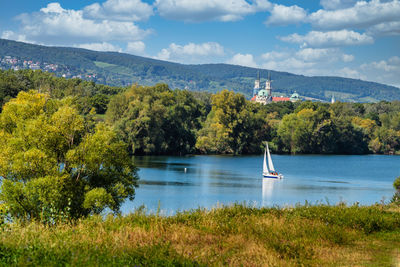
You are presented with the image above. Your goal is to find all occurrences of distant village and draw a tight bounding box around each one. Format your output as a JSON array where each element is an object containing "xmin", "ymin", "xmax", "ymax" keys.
[{"xmin": 0, "ymin": 56, "xmax": 97, "ymax": 80}]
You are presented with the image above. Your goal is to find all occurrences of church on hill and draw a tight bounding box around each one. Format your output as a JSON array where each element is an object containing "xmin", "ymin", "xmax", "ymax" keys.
[{"xmin": 250, "ymin": 72, "xmax": 300, "ymax": 104}]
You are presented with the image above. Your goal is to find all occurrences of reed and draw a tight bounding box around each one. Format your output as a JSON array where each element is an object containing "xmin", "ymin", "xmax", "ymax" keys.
[{"xmin": 0, "ymin": 203, "xmax": 399, "ymax": 266}]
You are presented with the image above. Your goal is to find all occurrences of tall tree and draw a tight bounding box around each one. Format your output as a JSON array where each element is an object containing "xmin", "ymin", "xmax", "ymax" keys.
[{"xmin": 0, "ymin": 91, "xmax": 138, "ymax": 221}]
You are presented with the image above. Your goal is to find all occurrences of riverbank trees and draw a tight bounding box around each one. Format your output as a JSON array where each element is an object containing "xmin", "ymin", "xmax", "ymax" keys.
[
  {"xmin": 0, "ymin": 91, "xmax": 138, "ymax": 222},
  {"xmin": 1, "ymin": 69, "xmax": 400, "ymax": 155}
]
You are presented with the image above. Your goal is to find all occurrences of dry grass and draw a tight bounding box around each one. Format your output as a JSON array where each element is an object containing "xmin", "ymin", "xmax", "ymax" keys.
[{"xmin": 0, "ymin": 204, "xmax": 400, "ymax": 266}]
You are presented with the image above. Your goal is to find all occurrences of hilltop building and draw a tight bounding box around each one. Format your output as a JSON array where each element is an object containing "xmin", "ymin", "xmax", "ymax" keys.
[{"xmin": 250, "ymin": 72, "xmax": 300, "ymax": 104}]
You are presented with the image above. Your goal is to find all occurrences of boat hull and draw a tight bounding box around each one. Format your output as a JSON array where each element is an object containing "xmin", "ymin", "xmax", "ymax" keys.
[{"xmin": 263, "ymin": 173, "xmax": 283, "ymax": 179}]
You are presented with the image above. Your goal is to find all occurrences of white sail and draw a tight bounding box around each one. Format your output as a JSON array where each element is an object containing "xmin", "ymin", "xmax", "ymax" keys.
[
  {"xmin": 263, "ymin": 147, "xmax": 269, "ymax": 174},
  {"xmin": 266, "ymin": 142, "xmax": 275, "ymax": 172}
]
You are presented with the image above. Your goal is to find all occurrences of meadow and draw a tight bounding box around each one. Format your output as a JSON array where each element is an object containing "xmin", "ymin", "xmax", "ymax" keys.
[{"xmin": 1, "ymin": 203, "xmax": 399, "ymax": 266}]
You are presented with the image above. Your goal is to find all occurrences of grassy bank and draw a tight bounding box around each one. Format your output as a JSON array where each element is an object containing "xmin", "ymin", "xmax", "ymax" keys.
[{"xmin": 1, "ymin": 204, "xmax": 400, "ymax": 266}]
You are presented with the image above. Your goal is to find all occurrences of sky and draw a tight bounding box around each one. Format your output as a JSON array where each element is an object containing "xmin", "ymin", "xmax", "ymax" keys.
[{"xmin": 1, "ymin": 0, "xmax": 399, "ymax": 87}]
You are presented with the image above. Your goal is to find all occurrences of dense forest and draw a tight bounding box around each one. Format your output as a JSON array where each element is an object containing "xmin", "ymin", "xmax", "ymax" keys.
[
  {"xmin": 1, "ymin": 69, "xmax": 399, "ymax": 157},
  {"xmin": 1, "ymin": 38, "xmax": 400, "ymax": 102}
]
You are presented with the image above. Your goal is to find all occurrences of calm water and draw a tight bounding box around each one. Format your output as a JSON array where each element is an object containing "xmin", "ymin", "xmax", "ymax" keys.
[{"xmin": 121, "ymin": 155, "xmax": 400, "ymax": 215}]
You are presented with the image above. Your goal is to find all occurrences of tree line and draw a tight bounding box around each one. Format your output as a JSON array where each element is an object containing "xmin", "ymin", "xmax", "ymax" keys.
[
  {"xmin": 1, "ymin": 69, "xmax": 399, "ymax": 156},
  {"xmin": 106, "ymin": 83, "xmax": 400, "ymax": 155}
]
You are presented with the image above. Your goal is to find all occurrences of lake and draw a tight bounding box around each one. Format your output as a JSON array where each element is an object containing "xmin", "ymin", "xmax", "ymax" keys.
[{"xmin": 121, "ymin": 155, "xmax": 400, "ymax": 215}]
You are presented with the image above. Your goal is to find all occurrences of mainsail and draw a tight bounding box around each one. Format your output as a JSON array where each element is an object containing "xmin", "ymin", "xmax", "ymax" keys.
[
  {"xmin": 266, "ymin": 142, "xmax": 275, "ymax": 172},
  {"xmin": 263, "ymin": 147, "xmax": 268, "ymax": 174}
]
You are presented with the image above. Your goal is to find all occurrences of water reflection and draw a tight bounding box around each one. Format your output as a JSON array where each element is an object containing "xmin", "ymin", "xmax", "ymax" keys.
[
  {"xmin": 139, "ymin": 180, "xmax": 194, "ymax": 186},
  {"xmin": 122, "ymin": 155, "xmax": 399, "ymax": 214},
  {"xmin": 262, "ymin": 178, "xmax": 277, "ymax": 206}
]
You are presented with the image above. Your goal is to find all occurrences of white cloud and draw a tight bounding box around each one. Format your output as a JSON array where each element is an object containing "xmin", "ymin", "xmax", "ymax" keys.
[
  {"xmin": 84, "ymin": 0, "xmax": 153, "ymax": 21},
  {"xmin": 74, "ymin": 42, "xmax": 122, "ymax": 52},
  {"xmin": 261, "ymin": 57, "xmax": 315, "ymax": 73},
  {"xmin": 335, "ymin": 67, "xmax": 365, "ymax": 79},
  {"xmin": 261, "ymin": 51, "xmax": 289, "ymax": 61},
  {"xmin": 295, "ymin": 48, "xmax": 354, "ymax": 62},
  {"xmin": 156, "ymin": 42, "xmax": 225, "ymax": 63},
  {"xmin": 155, "ymin": 0, "xmax": 271, "ymax": 22},
  {"xmin": 1, "ymin": 30, "xmax": 30, "ymax": 43},
  {"xmin": 319, "ymin": 0, "xmax": 358, "ymax": 10},
  {"xmin": 359, "ymin": 56, "xmax": 400, "ymax": 87},
  {"xmin": 342, "ymin": 53, "xmax": 354, "ymax": 62},
  {"xmin": 361, "ymin": 56, "xmax": 400, "ymax": 72},
  {"xmin": 310, "ymin": 0, "xmax": 400, "ymax": 31},
  {"xmin": 227, "ymin": 53, "xmax": 258, "ymax": 67},
  {"xmin": 40, "ymin": 2, "xmax": 64, "ymax": 13},
  {"xmin": 6, "ymin": 3, "xmax": 151, "ymax": 46},
  {"xmin": 259, "ymin": 47, "xmax": 356, "ymax": 77},
  {"xmin": 126, "ymin": 41, "xmax": 146, "ymax": 54},
  {"xmin": 266, "ymin": 4, "xmax": 307, "ymax": 26},
  {"xmin": 280, "ymin": 30, "xmax": 374, "ymax": 48},
  {"xmin": 367, "ymin": 21, "xmax": 400, "ymax": 36},
  {"xmin": 296, "ymin": 48, "xmax": 331, "ymax": 61}
]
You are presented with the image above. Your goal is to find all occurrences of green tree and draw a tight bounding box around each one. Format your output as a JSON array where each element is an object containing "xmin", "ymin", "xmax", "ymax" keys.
[
  {"xmin": 196, "ymin": 90, "xmax": 267, "ymax": 154},
  {"xmin": 0, "ymin": 91, "xmax": 138, "ymax": 222},
  {"xmin": 107, "ymin": 84, "xmax": 205, "ymax": 155}
]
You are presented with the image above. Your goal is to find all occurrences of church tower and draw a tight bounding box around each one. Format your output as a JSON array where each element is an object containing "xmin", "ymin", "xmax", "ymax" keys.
[
  {"xmin": 253, "ymin": 71, "xmax": 260, "ymax": 96},
  {"xmin": 265, "ymin": 71, "xmax": 272, "ymax": 98}
]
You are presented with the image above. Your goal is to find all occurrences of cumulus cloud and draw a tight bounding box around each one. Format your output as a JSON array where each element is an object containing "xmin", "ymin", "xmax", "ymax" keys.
[
  {"xmin": 280, "ymin": 30, "xmax": 374, "ymax": 48},
  {"xmin": 259, "ymin": 47, "xmax": 356, "ymax": 77},
  {"xmin": 41, "ymin": 2, "xmax": 64, "ymax": 13},
  {"xmin": 126, "ymin": 41, "xmax": 146, "ymax": 55},
  {"xmin": 74, "ymin": 42, "xmax": 122, "ymax": 52},
  {"xmin": 1, "ymin": 31, "xmax": 30, "ymax": 43},
  {"xmin": 84, "ymin": 0, "xmax": 153, "ymax": 21},
  {"xmin": 296, "ymin": 48, "xmax": 332, "ymax": 61},
  {"xmin": 156, "ymin": 42, "xmax": 225, "ymax": 63},
  {"xmin": 227, "ymin": 53, "xmax": 258, "ymax": 67},
  {"xmin": 367, "ymin": 21, "xmax": 400, "ymax": 36},
  {"xmin": 154, "ymin": 0, "xmax": 271, "ymax": 22},
  {"xmin": 295, "ymin": 47, "xmax": 354, "ymax": 62},
  {"xmin": 319, "ymin": 0, "xmax": 358, "ymax": 10},
  {"xmin": 335, "ymin": 67, "xmax": 365, "ymax": 79},
  {"xmin": 309, "ymin": 0, "xmax": 400, "ymax": 31},
  {"xmin": 261, "ymin": 51, "xmax": 290, "ymax": 61},
  {"xmin": 261, "ymin": 57, "xmax": 315, "ymax": 74},
  {"xmin": 4, "ymin": 3, "xmax": 151, "ymax": 46},
  {"xmin": 360, "ymin": 56, "xmax": 400, "ymax": 87},
  {"xmin": 361, "ymin": 56, "xmax": 400, "ymax": 72},
  {"xmin": 266, "ymin": 4, "xmax": 307, "ymax": 26}
]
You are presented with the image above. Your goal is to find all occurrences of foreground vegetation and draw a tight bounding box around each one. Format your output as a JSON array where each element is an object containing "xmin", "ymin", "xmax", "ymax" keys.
[{"xmin": 1, "ymin": 204, "xmax": 400, "ymax": 266}]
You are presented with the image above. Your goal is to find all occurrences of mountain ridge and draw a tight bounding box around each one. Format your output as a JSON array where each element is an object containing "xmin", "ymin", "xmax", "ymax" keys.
[{"xmin": 1, "ymin": 38, "xmax": 399, "ymax": 102}]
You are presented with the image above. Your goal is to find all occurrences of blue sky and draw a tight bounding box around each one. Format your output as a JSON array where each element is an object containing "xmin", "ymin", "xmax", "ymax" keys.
[{"xmin": 1, "ymin": 0, "xmax": 399, "ymax": 87}]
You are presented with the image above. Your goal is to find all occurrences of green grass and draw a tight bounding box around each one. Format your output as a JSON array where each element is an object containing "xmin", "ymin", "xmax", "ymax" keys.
[
  {"xmin": 1, "ymin": 204, "xmax": 400, "ymax": 266},
  {"xmin": 93, "ymin": 61, "xmax": 119, "ymax": 68},
  {"xmin": 94, "ymin": 61, "xmax": 135, "ymax": 76}
]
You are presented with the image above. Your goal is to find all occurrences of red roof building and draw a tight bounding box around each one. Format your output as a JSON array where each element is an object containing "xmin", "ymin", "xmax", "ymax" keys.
[{"xmin": 272, "ymin": 96, "xmax": 290, "ymax": 102}]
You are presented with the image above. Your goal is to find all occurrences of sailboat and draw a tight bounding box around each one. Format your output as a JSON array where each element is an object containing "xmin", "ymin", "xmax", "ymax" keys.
[{"xmin": 263, "ymin": 142, "xmax": 283, "ymax": 179}]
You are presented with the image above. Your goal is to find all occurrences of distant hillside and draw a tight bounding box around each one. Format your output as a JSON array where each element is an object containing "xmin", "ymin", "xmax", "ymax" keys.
[{"xmin": 1, "ymin": 38, "xmax": 399, "ymax": 102}]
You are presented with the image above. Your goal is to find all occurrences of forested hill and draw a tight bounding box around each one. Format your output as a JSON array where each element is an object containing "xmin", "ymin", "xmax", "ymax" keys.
[{"xmin": 1, "ymin": 38, "xmax": 399, "ymax": 102}]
